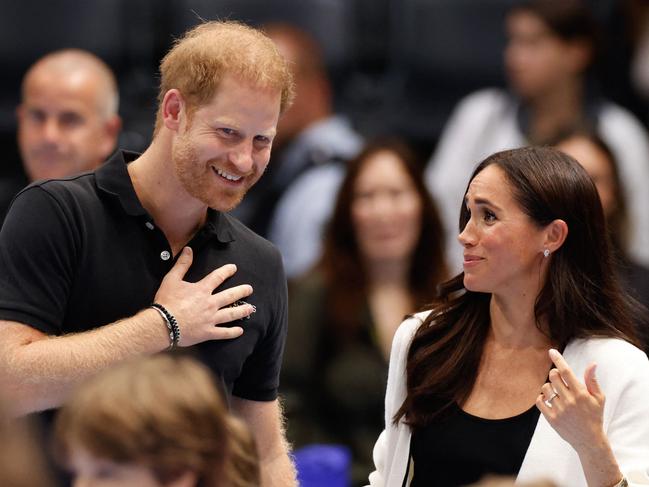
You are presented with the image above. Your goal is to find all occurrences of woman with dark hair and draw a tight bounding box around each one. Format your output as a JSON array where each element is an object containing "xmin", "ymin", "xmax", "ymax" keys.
[
  {"xmin": 368, "ymin": 147, "xmax": 649, "ymax": 486},
  {"xmin": 426, "ymin": 0, "xmax": 649, "ymax": 272},
  {"xmin": 55, "ymin": 354, "xmax": 260, "ymax": 487},
  {"xmin": 281, "ymin": 138, "xmax": 447, "ymax": 485}
]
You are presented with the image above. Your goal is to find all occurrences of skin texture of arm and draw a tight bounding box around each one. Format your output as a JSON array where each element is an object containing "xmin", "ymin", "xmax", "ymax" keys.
[
  {"xmin": 232, "ymin": 397, "xmax": 297, "ymax": 487},
  {"xmin": 0, "ymin": 310, "xmax": 169, "ymax": 416}
]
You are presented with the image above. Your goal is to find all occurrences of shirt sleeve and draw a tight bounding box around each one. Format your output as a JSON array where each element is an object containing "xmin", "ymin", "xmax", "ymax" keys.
[
  {"xmin": 0, "ymin": 185, "xmax": 78, "ymax": 334},
  {"xmin": 232, "ymin": 245, "xmax": 288, "ymax": 401}
]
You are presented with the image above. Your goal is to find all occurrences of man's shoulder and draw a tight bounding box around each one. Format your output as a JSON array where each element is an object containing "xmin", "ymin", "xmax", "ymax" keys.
[
  {"xmin": 8, "ymin": 172, "xmax": 100, "ymax": 220},
  {"xmin": 20, "ymin": 171, "xmax": 98, "ymax": 204},
  {"xmin": 222, "ymin": 213, "xmax": 283, "ymax": 258}
]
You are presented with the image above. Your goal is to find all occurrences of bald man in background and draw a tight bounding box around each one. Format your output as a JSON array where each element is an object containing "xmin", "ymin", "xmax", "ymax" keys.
[
  {"xmin": 16, "ymin": 49, "xmax": 121, "ymax": 182},
  {"xmin": 0, "ymin": 49, "xmax": 121, "ymax": 224}
]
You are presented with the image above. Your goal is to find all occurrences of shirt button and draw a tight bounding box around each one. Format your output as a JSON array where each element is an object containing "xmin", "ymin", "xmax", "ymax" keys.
[
  {"xmin": 145, "ymin": 221, "xmax": 154, "ymax": 230},
  {"xmin": 160, "ymin": 250, "xmax": 171, "ymax": 261}
]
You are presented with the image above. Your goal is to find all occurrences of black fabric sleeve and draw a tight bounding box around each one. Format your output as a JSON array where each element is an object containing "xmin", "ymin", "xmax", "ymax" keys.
[
  {"xmin": 232, "ymin": 246, "xmax": 288, "ymax": 401},
  {"xmin": 0, "ymin": 186, "xmax": 78, "ymax": 334}
]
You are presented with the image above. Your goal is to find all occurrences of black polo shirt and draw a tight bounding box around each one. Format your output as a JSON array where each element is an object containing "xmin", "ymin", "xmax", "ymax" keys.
[{"xmin": 0, "ymin": 150, "xmax": 288, "ymax": 402}]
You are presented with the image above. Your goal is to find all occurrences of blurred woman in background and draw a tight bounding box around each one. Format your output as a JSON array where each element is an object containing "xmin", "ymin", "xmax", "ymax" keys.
[
  {"xmin": 555, "ymin": 131, "xmax": 649, "ymax": 309},
  {"xmin": 56, "ymin": 354, "xmax": 259, "ymax": 487},
  {"xmin": 555, "ymin": 130, "xmax": 649, "ymax": 350},
  {"xmin": 281, "ymin": 138, "xmax": 447, "ymax": 485}
]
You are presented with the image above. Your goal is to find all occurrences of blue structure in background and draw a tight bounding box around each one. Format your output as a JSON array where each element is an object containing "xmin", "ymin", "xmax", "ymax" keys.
[{"xmin": 293, "ymin": 444, "xmax": 352, "ymax": 487}]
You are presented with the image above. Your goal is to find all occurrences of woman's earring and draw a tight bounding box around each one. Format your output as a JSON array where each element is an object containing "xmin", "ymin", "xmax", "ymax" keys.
[{"xmin": 543, "ymin": 249, "xmax": 550, "ymax": 258}]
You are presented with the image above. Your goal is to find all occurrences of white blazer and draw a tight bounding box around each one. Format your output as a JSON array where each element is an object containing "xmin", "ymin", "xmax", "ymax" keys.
[{"xmin": 367, "ymin": 312, "xmax": 649, "ymax": 487}]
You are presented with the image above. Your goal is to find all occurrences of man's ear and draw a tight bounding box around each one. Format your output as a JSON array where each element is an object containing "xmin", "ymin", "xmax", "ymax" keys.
[
  {"xmin": 544, "ymin": 219, "xmax": 569, "ymax": 253},
  {"xmin": 98, "ymin": 114, "xmax": 122, "ymax": 159},
  {"xmin": 161, "ymin": 89, "xmax": 185, "ymax": 132}
]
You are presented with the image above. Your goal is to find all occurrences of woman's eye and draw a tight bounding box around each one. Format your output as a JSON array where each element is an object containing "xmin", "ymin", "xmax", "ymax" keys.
[
  {"xmin": 219, "ymin": 128, "xmax": 235, "ymax": 136},
  {"xmin": 483, "ymin": 210, "xmax": 496, "ymax": 222}
]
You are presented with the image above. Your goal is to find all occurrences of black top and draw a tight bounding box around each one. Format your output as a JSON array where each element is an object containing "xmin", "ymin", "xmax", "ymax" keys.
[
  {"xmin": 410, "ymin": 403, "xmax": 540, "ymax": 486},
  {"xmin": 0, "ymin": 150, "xmax": 288, "ymax": 402}
]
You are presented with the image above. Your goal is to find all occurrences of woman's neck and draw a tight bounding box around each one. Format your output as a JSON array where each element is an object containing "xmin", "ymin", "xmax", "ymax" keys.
[
  {"xmin": 488, "ymin": 294, "xmax": 551, "ymax": 349},
  {"xmin": 527, "ymin": 77, "xmax": 584, "ymax": 143},
  {"xmin": 366, "ymin": 258, "xmax": 410, "ymax": 288}
]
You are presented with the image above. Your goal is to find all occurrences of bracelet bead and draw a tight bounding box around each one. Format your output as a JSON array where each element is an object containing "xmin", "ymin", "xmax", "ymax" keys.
[{"xmin": 150, "ymin": 303, "xmax": 180, "ymax": 349}]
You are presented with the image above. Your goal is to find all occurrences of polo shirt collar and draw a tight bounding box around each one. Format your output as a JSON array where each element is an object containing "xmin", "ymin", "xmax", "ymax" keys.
[
  {"xmin": 95, "ymin": 150, "xmax": 235, "ymax": 243},
  {"xmin": 95, "ymin": 150, "xmax": 146, "ymax": 216}
]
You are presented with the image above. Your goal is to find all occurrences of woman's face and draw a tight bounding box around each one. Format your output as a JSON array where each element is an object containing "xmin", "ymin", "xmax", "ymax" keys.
[
  {"xmin": 556, "ymin": 136, "xmax": 617, "ymax": 219},
  {"xmin": 351, "ymin": 150, "xmax": 423, "ymax": 264},
  {"xmin": 458, "ymin": 165, "xmax": 548, "ymax": 295},
  {"xmin": 504, "ymin": 10, "xmax": 583, "ymax": 100}
]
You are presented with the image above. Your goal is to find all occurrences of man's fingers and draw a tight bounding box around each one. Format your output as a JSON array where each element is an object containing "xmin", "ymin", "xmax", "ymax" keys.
[
  {"xmin": 201, "ymin": 263, "xmax": 238, "ymax": 289},
  {"xmin": 215, "ymin": 301, "xmax": 256, "ymax": 325},
  {"xmin": 165, "ymin": 247, "xmax": 194, "ymax": 281},
  {"xmin": 213, "ymin": 284, "xmax": 253, "ymax": 309},
  {"xmin": 211, "ymin": 326, "xmax": 244, "ymax": 340}
]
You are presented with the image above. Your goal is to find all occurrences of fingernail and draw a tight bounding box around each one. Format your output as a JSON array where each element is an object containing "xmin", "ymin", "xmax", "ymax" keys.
[{"xmin": 549, "ymin": 348, "xmax": 559, "ymax": 359}]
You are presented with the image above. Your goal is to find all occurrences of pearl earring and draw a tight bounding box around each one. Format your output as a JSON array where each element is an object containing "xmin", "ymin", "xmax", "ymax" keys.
[{"xmin": 543, "ymin": 249, "xmax": 550, "ymax": 258}]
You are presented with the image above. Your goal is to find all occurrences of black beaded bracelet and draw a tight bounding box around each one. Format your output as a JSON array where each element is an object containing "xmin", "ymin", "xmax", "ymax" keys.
[{"xmin": 151, "ymin": 303, "xmax": 181, "ymax": 349}]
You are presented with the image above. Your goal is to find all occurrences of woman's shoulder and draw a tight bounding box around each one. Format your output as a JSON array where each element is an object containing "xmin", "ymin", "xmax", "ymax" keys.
[
  {"xmin": 391, "ymin": 311, "xmax": 431, "ymax": 350},
  {"xmin": 567, "ymin": 337, "xmax": 649, "ymax": 373},
  {"xmin": 569, "ymin": 336, "xmax": 645, "ymax": 356}
]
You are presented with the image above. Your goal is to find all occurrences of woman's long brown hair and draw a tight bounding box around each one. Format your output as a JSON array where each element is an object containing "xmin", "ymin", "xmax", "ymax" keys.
[
  {"xmin": 395, "ymin": 147, "xmax": 640, "ymax": 428},
  {"xmin": 319, "ymin": 138, "xmax": 447, "ymax": 341}
]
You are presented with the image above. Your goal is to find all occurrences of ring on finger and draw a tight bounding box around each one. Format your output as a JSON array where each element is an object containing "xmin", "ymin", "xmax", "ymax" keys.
[{"xmin": 544, "ymin": 391, "xmax": 559, "ymax": 407}]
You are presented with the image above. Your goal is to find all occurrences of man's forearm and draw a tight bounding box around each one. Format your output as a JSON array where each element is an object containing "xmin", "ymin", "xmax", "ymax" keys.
[
  {"xmin": 0, "ymin": 308, "xmax": 170, "ymax": 416},
  {"xmin": 260, "ymin": 443, "xmax": 298, "ymax": 487}
]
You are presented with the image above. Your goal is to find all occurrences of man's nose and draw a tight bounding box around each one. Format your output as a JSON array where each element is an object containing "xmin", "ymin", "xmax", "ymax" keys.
[
  {"xmin": 42, "ymin": 118, "xmax": 62, "ymax": 143},
  {"xmin": 229, "ymin": 140, "xmax": 254, "ymax": 173}
]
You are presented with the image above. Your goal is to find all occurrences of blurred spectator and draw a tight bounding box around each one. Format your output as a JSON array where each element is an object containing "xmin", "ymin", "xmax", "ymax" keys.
[
  {"xmin": 231, "ymin": 22, "xmax": 362, "ymax": 240},
  {"xmin": 281, "ymin": 138, "xmax": 447, "ymax": 486},
  {"xmin": 0, "ymin": 399, "xmax": 53, "ymax": 487},
  {"xmin": 268, "ymin": 161, "xmax": 346, "ymax": 278},
  {"xmin": 17, "ymin": 49, "xmax": 121, "ymax": 182},
  {"xmin": 426, "ymin": 0, "xmax": 649, "ymax": 272},
  {"xmin": 555, "ymin": 130, "xmax": 649, "ymax": 348},
  {"xmin": 631, "ymin": 0, "xmax": 649, "ymax": 101},
  {"xmin": 55, "ymin": 354, "xmax": 259, "ymax": 487},
  {"xmin": 1, "ymin": 49, "xmax": 121, "ymax": 224}
]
